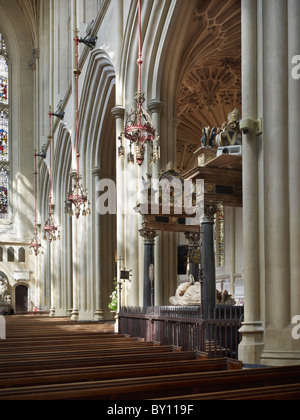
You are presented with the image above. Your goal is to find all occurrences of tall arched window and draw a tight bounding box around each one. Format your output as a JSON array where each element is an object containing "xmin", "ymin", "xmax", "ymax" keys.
[
  {"xmin": 7, "ymin": 246, "xmax": 14, "ymax": 262},
  {"xmin": 18, "ymin": 247, "xmax": 25, "ymax": 263},
  {"xmin": 0, "ymin": 33, "xmax": 9, "ymax": 218}
]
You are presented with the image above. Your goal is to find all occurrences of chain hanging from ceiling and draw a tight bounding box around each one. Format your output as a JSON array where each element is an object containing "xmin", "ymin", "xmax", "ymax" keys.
[
  {"xmin": 118, "ymin": 0, "xmax": 160, "ymax": 167},
  {"xmin": 65, "ymin": 28, "xmax": 91, "ymax": 219}
]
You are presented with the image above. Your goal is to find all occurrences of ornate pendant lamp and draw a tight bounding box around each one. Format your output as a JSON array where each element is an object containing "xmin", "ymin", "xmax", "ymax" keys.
[
  {"xmin": 65, "ymin": 28, "xmax": 91, "ymax": 219},
  {"xmin": 43, "ymin": 107, "xmax": 60, "ymax": 242},
  {"xmin": 29, "ymin": 151, "xmax": 43, "ymax": 255},
  {"xmin": 119, "ymin": 0, "xmax": 160, "ymax": 167}
]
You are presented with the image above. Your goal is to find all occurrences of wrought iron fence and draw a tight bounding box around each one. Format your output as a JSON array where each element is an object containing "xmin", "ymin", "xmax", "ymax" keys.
[{"xmin": 118, "ymin": 305, "xmax": 244, "ymax": 359}]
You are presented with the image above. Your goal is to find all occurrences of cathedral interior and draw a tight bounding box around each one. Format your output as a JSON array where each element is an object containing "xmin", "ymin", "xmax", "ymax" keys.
[{"xmin": 0, "ymin": 0, "xmax": 299, "ymax": 371}]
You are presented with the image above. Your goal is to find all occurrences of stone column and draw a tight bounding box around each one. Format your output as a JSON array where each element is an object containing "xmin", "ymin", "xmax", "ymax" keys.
[
  {"xmin": 139, "ymin": 229, "xmax": 158, "ymax": 307},
  {"xmin": 148, "ymin": 99, "xmax": 163, "ymax": 174},
  {"xmin": 259, "ymin": 0, "xmax": 299, "ymax": 366},
  {"xmin": 148, "ymin": 100, "xmax": 163, "ymax": 305},
  {"xmin": 263, "ymin": 0, "xmax": 290, "ymax": 331},
  {"xmin": 230, "ymin": 208, "xmax": 236, "ymax": 297},
  {"xmin": 66, "ymin": 213, "xmax": 73, "ymax": 316},
  {"xmin": 36, "ymin": 224, "xmax": 42, "ymax": 311},
  {"xmin": 201, "ymin": 205, "xmax": 218, "ymax": 318},
  {"xmin": 49, "ymin": 249, "xmax": 56, "ymax": 317},
  {"xmin": 71, "ymin": 0, "xmax": 78, "ymax": 171},
  {"xmin": 238, "ymin": 0, "xmax": 264, "ymax": 364},
  {"xmin": 78, "ymin": 210, "xmax": 87, "ymax": 315},
  {"xmin": 111, "ymin": 106, "xmax": 125, "ymax": 309},
  {"xmin": 70, "ymin": 171, "xmax": 79, "ymax": 321},
  {"xmin": 48, "ymin": 204, "xmax": 57, "ymax": 317},
  {"xmin": 93, "ymin": 167, "xmax": 104, "ymax": 321},
  {"xmin": 185, "ymin": 232, "xmax": 200, "ymax": 281},
  {"xmin": 288, "ymin": 0, "xmax": 300, "ymax": 324},
  {"xmin": 69, "ymin": 0, "xmax": 79, "ymax": 321}
]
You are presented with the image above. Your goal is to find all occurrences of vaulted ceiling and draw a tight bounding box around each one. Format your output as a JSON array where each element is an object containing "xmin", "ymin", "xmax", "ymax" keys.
[
  {"xmin": 13, "ymin": 0, "xmax": 241, "ymax": 174},
  {"xmin": 176, "ymin": 0, "xmax": 241, "ymax": 172},
  {"xmin": 16, "ymin": 0, "xmax": 40, "ymax": 48}
]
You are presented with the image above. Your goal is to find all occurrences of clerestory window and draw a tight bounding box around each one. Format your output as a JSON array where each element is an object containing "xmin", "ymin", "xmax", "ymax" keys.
[{"xmin": 0, "ymin": 33, "xmax": 9, "ymax": 219}]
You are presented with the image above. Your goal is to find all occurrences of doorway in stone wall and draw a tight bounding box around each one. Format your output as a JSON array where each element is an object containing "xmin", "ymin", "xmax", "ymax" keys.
[{"xmin": 15, "ymin": 285, "xmax": 28, "ymax": 312}]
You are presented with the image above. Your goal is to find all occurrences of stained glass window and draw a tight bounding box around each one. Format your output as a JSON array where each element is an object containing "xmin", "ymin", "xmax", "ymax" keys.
[
  {"xmin": 0, "ymin": 34, "xmax": 7, "ymax": 56},
  {"xmin": 0, "ymin": 164, "xmax": 9, "ymax": 217},
  {"xmin": 0, "ymin": 61, "xmax": 8, "ymax": 104},
  {"xmin": 0, "ymin": 34, "xmax": 8, "ymax": 105},
  {"xmin": 0, "ymin": 33, "xmax": 9, "ymax": 218},
  {"xmin": 0, "ymin": 109, "xmax": 8, "ymax": 161}
]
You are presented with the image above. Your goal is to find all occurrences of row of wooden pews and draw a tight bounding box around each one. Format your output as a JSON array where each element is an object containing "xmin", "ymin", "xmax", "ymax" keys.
[{"xmin": 0, "ymin": 315, "xmax": 299, "ymax": 400}]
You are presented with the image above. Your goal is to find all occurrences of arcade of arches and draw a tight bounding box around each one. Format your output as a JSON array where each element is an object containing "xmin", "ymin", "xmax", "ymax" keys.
[{"xmin": 0, "ymin": 0, "xmax": 299, "ymax": 367}]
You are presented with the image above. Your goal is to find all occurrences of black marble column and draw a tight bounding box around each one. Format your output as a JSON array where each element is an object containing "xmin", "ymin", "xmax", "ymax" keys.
[
  {"xmin": 139, "ymin": 229, "xmax": 158, "ymax": 307},
  {"xmin": 201, "ymin": 205, "xmax": 218, "ymax": 318}
]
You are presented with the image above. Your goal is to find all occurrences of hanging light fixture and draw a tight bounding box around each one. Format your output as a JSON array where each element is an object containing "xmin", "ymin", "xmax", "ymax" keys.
[
  {"xmin": 65, "ymin": 28, "xmax": 91, "ymax": 219},
  {"xmin": 29, "ymin": 151, "xmax": 43, "ymax": 256},
  {"xmin": 119, "ymin": 0, "xmax": 160, "ymax": 167},
  {"xmin": 43, "ymin": 107, "xmax": 60, "ymax": 242}
]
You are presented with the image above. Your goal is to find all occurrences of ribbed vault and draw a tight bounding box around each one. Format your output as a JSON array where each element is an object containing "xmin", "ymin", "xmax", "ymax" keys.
[{"xmin": 176, "ymin": 0, "xmax": 241, "ymax": 171}]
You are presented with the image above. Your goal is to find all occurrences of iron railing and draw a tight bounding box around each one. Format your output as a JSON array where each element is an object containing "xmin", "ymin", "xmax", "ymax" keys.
[{"xmin": 118, "ymin": 305, "xmax": 244, "ymax": 359}]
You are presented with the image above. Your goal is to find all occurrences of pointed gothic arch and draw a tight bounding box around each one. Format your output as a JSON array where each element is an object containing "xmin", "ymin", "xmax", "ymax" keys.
[{"xmin": 70, "ymin": 48, "xmax": 117, "ymax": 319}]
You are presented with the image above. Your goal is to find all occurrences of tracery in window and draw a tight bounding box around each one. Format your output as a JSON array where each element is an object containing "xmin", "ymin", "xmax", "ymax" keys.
[{"xmin": 0, "ymin": 33, "xmax": 9, "ymax": 218}]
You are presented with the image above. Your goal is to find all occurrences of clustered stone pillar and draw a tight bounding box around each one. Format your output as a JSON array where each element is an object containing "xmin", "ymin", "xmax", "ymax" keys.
[
  {"xmin": 263, "ymin": 0, "xmax": 290, "ymax": 336},
  {"xmin": 260, "ymin": 0, "xmax": 296, "ymax": 365},
  {"xmin": 288, "ymin": 0, "xmax": 300, "ymax": 327},
  {"xmin": 93, "ymin": 167, "xmax": 104, "ymax": 321},
  {"xmin": 238, "ymin": 0, "xmax": 264, "ymax": 364},
  {"xmin": 139, "ymin": 229, "xmax": 158, "ymax": 307},
  {"xmin": 111, "ymin": 105, "xmax": 126, "ymax": 310},
  {"xmin": 49, "ymin": 204, "xmax": 56, "ymax": 318},
  {"xmin": 240, "ymin": 0, "xmax": 300, "ymax": 365},
  {"xmin": 148, "ymin": 100, "xmax": 164, "ymax": 306}
]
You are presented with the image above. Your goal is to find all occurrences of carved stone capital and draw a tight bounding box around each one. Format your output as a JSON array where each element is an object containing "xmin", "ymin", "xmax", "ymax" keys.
[
  {"xmin": 69, "ymin": 170, "xmax": 77, "ymax": 179},
  {"xmin": 203, "ymin": 204, "xmax": 220, "ymax": 222},
  {"xmin": 92, "ymin": 167, "xmax": 102, "ymax": 178},
  {"xmin": 185, "ymin": 232, "xmax": 201, "ymax": 246},
  {"xmin": 139, "ymin": 228, "xmax": 159, "ymax": 244},
  {"xmin": 111, "ymin": 105, "xmax": 125, "ymax": 120},
  {"xmin": 147, "ymin": 100, "xmax": 164, "ymax": 114}
]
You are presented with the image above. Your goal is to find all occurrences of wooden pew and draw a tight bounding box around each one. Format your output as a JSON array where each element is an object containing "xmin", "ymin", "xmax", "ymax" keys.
[
  {"xmin": 0, "ymin": 358, "xmax": 241, "ymax": 389},
  {"xmin": 0, "ymin": 340, "xmax": 163, "ymax": 355},
  {"xmin": 3, "ymin": 316, "xmax": 115, "ymax": 340},
  {"xmin": 0, "ymin": 365, "xmax": 299, "ymax": 400},
  {"xmin": 0, "ymin": 345, "xmax": 182, "ymax": 362},
  {"xmin": 2, "ymin": 335, "xmax": 130, "ymax": 347},
  {"xmin": 3, "ymin": 316, "xmax": 298, "ymax": 400},
  {"xmin": 156, "ymin": 383, "xmax": 300, "ymax": 400},
  {"xmin": 4, "ymin": 333, "xmax": 118, "ymax": 342},
  {"xmin": 0, "ymin": 350, "xmax": 207, "ymax": 374}
]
